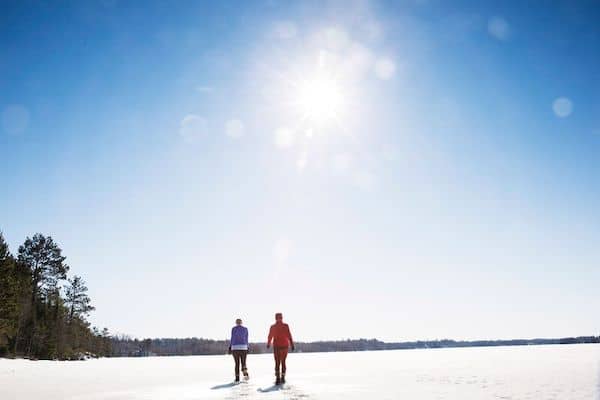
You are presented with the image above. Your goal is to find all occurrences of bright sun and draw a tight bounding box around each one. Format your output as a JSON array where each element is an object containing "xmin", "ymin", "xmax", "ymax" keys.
[{"xmin": 295, "ymin": 76, "xmax": 343, "ymax": 123}]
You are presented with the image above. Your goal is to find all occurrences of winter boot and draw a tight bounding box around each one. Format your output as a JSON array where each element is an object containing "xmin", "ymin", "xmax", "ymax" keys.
[
  {"xmin": 280, "ymin": 373, "xmax": 286, "ymax": 384},
  {"xmin": 235, "ymin": 375, "xmax": 240, "ymax": 383},
  {"xmin": 275, "ymin": 372, "xmax": 281, "ymax": 385},
  {"xmin": 242, "ymin": 368, "xmax": 249, "ymax": 380}
]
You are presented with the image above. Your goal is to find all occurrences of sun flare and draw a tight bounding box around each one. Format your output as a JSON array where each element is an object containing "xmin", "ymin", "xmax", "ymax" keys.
[{"xmin": 295, "ymin": 76, "xmax": 343, "ymax": 123}]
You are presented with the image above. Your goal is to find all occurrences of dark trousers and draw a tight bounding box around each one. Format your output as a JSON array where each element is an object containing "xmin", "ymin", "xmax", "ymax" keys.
[
  {"xmin": 232, "ymin": 350, "xmax": 248, "ymax": 377},
  {"xmin": 273, "ymin": 347, "xmax": 288, "ymax": 376}
]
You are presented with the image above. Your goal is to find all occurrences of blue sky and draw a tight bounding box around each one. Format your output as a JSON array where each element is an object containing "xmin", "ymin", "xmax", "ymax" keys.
[{"xmin": 1, "ymin": 0, "xmax": 599, "ymax": 342}]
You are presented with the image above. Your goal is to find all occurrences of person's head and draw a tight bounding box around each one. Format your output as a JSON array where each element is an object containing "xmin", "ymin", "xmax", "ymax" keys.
[
  {"xmin": 275, "ymin": 313, "xmax": 283, "ymax": 322},
  {"xmin": 235, "ymin": 318, "xmax": 243, "ymax": 326}
]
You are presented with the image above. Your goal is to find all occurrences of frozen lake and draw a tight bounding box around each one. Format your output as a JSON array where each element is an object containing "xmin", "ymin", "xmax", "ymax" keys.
[{"xmin": 2, "ymin": 344, "xmax": 599, "ymax": 399}]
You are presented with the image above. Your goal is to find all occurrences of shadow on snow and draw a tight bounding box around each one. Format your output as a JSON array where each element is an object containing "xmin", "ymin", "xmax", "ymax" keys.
[
  {"xmin": 210, "ymin": 382, "xmax": 241, "ymax": 390},
  {"xmin": 257, "ymin": 384, "xmax": 284, "ymax": 393}
]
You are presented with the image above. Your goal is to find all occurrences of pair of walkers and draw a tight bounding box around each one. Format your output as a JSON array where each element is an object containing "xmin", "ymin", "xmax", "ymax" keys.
[{"xmin": 228, "ymin": 313, "xmax": 294, "ymax": 385}]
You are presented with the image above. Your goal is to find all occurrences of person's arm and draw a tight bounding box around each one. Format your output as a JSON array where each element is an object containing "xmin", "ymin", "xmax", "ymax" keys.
[
  {"xmin": 287, "ymin": 325, "xmax": 295, "ymax": 351},
  {"xmin": 267, "ymin": 326, "xmax": 273, "ymax": 348},
  {"xmin": 244, "ymin": 327, "xmax": 249, "ymax": 347},
  {"xmin": 229, "ymin": 327, "xmax": 234, "ymax": 354}
]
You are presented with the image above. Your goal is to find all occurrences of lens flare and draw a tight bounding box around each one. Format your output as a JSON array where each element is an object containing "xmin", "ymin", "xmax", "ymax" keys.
[{"xmin": 295, "ymin": 76, "xmax": 343, "ymax": 123}]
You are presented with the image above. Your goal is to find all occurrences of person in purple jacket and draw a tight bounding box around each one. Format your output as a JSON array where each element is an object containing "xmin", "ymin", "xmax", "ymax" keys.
[{"xmin": 228, "ymin": 318, "xmax": 249, "ymax": 382}]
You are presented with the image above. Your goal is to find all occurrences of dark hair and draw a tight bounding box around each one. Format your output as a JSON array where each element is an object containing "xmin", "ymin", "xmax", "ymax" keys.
[{"xmin": 275, "ymin": 313, "xmax": 283, "ymax": 320}]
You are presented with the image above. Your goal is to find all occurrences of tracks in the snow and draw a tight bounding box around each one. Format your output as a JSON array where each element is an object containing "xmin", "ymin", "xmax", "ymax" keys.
[{"xmin": 222, "ymin": 382, "xmax": 310, "ymax": 399}]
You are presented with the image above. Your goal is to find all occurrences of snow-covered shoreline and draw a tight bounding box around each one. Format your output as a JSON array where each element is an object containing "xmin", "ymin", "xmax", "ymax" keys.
[{"xmin": 2, "ymin": 344, "xmax": 599, "ymax": 399}]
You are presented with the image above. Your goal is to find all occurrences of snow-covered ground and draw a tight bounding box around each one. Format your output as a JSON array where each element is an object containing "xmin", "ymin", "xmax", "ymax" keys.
[{"xmin": 1, "ymin": 344, "xmax": 599, "ymax": 399}]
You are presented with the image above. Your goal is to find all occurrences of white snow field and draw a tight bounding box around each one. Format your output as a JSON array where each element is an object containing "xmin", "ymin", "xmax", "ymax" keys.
[{"xmin": 1, "ymin": 344, "xmax": 599, "ymax": 400}]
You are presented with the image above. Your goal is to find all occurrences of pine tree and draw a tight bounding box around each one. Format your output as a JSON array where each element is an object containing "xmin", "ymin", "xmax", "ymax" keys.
[
  {"xmin": 18, "ymin": 234, "xmax": 69, "ymax": 357},
  {"xmin": 0, "ymin": 232, "xmax": 32, "ymax": 356},
  {"xmin": 18, "ymin": 234, "xmax": 69, "ymax": 300},
  {"xmin": 101, "ymin": 327, "xmax": 112, "ymax": 356},
  {"xmin": 64, "ymin": 276, "xmax": 95, "ymax": 323},
  {"xmin": 0, "ymin": 230, "xmax": 109, "ymax": 359},
  {"xmin": 0, "ymin": 233, "xmax": 16, "ymax": 354}
]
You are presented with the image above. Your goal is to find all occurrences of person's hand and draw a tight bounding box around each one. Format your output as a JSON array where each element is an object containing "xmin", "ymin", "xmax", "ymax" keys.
[
  {"xmin": 228, "ymin": 347, "xmax": 232, "ymax": 355},
  {"xmin": 291, "ymin": 345, "xmax": 295, "ymax": 352},
  {"xmin": 266, "ymin": 344, "xmax": 270, "ymax": 350}
]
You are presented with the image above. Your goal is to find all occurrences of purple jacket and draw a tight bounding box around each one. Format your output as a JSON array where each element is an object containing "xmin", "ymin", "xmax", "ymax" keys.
[{"xmin": 230, "ymin": 325, "xmax": 249, "ymax": 350}]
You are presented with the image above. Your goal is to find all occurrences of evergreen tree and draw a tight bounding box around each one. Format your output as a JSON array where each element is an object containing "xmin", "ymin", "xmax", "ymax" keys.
[
  {"xmin": 0, "ymin": 233, "xmax": 16, "ymax": 354},
  {"xmin": 101, "ymin": 328, "xmax": 112, "ymax": 356},
  {"xmin": 17, "ymin": 234, "xmax": 69, "ymax": 357},
  {"xmin": 18, "ymin": 234, "xmax": 69, "ymax": 301},
  {"xmin": 0, "ymin": 232, "xmax": 31, "ymax": 356},
  {"xmin": 1, "ymin": 230, "xmax": 108, "ymax": 359},
  {"xmin": 64, "ymin": 276, "xmax": 95, "ymax": 323}
]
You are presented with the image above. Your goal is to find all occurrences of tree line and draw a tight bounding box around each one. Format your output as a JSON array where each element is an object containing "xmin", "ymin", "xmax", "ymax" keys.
[
  {"xmin": 3, "ymin": 229, "xmax": 598, "ymax": 360},
  {"xmin": 0, "ymin": 231, "xmax": 111, "ymax": 359},
  {"xmin": 110, "ymin": 336, "xmax": 600, "ymax": 357}
]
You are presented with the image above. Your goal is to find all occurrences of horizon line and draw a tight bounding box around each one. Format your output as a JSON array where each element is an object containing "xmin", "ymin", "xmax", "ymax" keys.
[{"xmin": 112, "ymin": 334, "xmax": 600, "ymax": 343}]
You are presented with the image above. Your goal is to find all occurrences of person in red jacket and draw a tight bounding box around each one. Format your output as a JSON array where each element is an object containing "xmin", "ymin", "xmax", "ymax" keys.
[{"xmin": 267, "ymin": 312, "xmax": 294, "ymax": 385}]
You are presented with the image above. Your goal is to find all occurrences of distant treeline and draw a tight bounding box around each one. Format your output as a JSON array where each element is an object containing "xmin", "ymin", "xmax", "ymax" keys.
[
  {"xmin": 3, "ymin": 229, "xmax": 598, "ymax": 361},
  {"xmin": 110, "ymin": 336, "xmax": 600, "ymax": 357},
  {"xmin": 0, "ymin": 232, "xmax": 111, "ymax": 360}
]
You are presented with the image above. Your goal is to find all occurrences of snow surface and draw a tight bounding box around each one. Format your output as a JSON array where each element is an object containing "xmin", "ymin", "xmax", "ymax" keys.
[{"xmin": 1, "ymin": 344, "xmax": 599, "ymax": 399}]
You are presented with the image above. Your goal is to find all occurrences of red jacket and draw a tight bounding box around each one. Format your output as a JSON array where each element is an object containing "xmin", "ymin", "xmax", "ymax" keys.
[{"xmin": 268, "ymin": 322, "xmax": 293, "ymax": 348}]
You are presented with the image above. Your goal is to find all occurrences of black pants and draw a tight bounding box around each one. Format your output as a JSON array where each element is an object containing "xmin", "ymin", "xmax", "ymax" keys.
[{"xmin": 232, "ymin": 350, "xmax": 248, "ymax": 377}]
